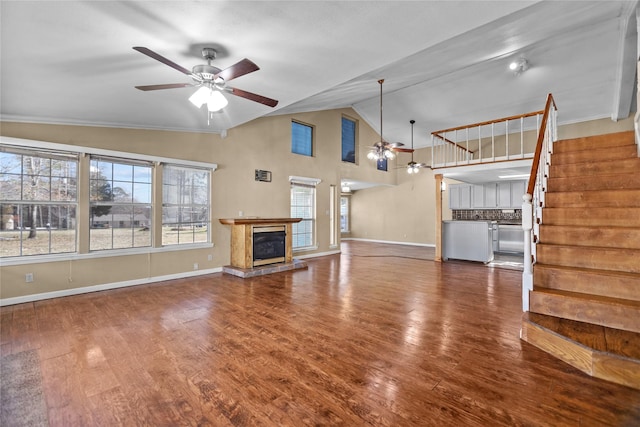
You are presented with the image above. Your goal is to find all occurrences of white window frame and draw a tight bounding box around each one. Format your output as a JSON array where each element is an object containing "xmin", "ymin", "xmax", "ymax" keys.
[
  {"xmin": 289, "ymin": 176, "xmax": 321, "ymax": 251},
  {"xmin": 0, "ymin": 136, "xmax": 217, "ymax": 266}
]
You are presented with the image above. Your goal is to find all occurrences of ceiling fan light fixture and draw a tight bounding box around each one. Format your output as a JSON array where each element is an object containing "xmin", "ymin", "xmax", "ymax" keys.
[
  {"xmin": 189, "ymin": 86, "xmax": 211, "ymax": 108},
  {"xmin": 189, "ymin": 86, "xmax": 229, "ymax": 112},
  {"xmin": 206, "ymin": 90, "xmax": 228, "ymax": 112}
]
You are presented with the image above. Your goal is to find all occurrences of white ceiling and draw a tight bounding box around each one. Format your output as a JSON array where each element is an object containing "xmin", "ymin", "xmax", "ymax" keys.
[{"xmin": 1, "ymin": 1, "xmax": 637, "ymax": 160}]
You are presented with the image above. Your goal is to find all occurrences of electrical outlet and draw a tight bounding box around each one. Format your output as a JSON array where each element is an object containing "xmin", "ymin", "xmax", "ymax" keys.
[
  {"xmin": 193, "ymin": 263, "xmax": 199, "ymax": 270},
  {"xmin": 207, "ymin": 254, "xmax": 213, "ymax": 261},
  {"xmin": 25, "ymin": 273, "xmax": 34, "ymax": 283}
]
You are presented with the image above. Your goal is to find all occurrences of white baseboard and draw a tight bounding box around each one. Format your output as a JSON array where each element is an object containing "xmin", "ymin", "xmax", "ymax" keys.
[{"xmin": 0, "ymin": 267, "xmax": 223, "ymax": 307}]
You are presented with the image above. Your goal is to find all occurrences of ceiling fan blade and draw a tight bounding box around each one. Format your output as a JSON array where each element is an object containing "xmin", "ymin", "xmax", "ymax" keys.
[
  {"xmin": 135, "ymin": 83, "xmax": 195, "ymax": 91},
  {"xmin": 133, "ymin": 47, "xmax": 192, "ymax": 76},
  {"xmin": 216, "ymin": 58, "xmax": 259, "ymax": 82},
  {"xmin": 226, "ymin": 87, "xmax": 278, "ymax": 107},
  {"xmin": 392, "ymin": 147, "xmax": 414, "ymax": 153}
]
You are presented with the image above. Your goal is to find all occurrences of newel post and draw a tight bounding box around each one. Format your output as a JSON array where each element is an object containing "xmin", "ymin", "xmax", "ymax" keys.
[{"xmin": 522, "ymin": 193, "xmax": 533, "ymax": 312}]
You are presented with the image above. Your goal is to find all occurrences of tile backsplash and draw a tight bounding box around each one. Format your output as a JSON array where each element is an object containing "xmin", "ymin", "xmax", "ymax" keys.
[{"xmin": 453, "ymin": 209, "xmax": 522, "ymax": 223}]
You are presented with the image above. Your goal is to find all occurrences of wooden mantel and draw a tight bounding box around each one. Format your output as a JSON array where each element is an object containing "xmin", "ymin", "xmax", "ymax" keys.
[
  {"xmin": 219, "ymin": 218, "xmax": 302, "ymax": 269},
  {"xmin": 219, "ymin": 218, "xmax": 302, "ymax": 226}
]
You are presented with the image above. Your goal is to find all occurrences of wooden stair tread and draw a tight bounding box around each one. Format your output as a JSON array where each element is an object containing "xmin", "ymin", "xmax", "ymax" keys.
[
  {"xmin": 530, "ymin": 287, "xmax": 640, "ymax": 308},
  {"xmin": 549, "ymin": 157, "xmax": 640, "ymax": 178},
  {"xmin": 542, "ymin": 207, "xmax": 640, "ymax": 227},
  {"xmin": 551, "ymin": 144, "xmax": 637, "ymax": 165},
  {"xmin": 538, "ymin": 224, "xmax": 640, "ymax": 249},
  {"xmin": 535, "ymin": 262, "xmax": 640, "ymax": 281},
  {"xmin": 547, "ymin": 173, "xmax": 640, "ymax": 192},
  {"xmin": 545, "ymin": 189, "xmax": 640, "ymax": 208},
  {"xmin": 536, "ymin": 243, "xmax": 640, "ymax": 273},
  {"xmin": 521, "ymin": 313, "xmax": 640, "ymax": 390},
  {"xmin": 524, "ymin": 312, "xmax": 640, "ymax": 360},
  {"xmin": 529, "ymin": 288, "xmax": 640, "ymax": 333},
  {"xmin": 553, "ymin": 131, "xmax": 635, "ymax": 153}
]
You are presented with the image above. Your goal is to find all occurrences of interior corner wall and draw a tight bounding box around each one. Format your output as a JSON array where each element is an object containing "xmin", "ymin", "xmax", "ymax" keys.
[
  {"xmin": 349, "ymin": 147, "xmax": 437, "ymax": 245},
  {"xmin": 0, "ymin": 107, "xmax": 395, "ymax": 303}
]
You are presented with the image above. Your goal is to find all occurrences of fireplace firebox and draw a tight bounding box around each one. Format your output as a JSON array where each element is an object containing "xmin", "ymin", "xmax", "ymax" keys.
[{"xmin": 252, "ymin": 226, "xmax": 286, "ymax": 266}]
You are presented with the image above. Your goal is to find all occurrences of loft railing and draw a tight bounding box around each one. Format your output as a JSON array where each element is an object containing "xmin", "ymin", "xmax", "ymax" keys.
[
  {"xmin": 430, "ymin": 110, "xmax": 545, "ymax": 169},
  {"xmin": 522, "ymin": 93, "xmax": 558, "ymax": 312}
]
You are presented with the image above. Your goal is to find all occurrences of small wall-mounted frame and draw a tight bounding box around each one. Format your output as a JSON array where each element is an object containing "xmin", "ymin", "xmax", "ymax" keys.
[{"xmin": 255, "ymin": 169, "xmax": 272, "ymax": 182}]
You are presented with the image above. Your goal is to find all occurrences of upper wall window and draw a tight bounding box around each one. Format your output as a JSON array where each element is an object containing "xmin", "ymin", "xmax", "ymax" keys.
[
  {"xmin": 162, "ymin": 165, "xmax": 210, "ymax": 245},
  {"xmin": 89, "ymin": 157, "xmax": 152, "ymax": 251},
  {"xmin": 341, "ymin": 117, "xmax": 356, "ymax": 163},
  {"xmin": 291, "ymin": 121, "xmax": 313, "ymax": 156},
  {"xmin": 0, "ymin": 146, "xmax": 78, "ymax": 257}
]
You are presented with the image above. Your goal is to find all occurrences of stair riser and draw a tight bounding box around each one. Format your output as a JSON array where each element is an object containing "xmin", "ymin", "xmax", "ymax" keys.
[
  {"xmin": 536, "ymin": 245, "xmax": 640, "ymax": 273},
  {"xmin": 539, "ymin": 225, "xmax": 640, "ymax": 249},
  {"xmin": 534, "ymin": 266, "xmax": 640, "ymax": 301},
  {"xmin": 529, "ymin": 291, "xmax": 640, "ymax": 333},
  {"xmin": 549, "ymin": 158, "xmax": 640, "ymax": 178},
  {"xmin": 552, "ymin": 145, "xmax": 637, "ymax": 165},
  {"xmin": 545, "ymin": 190, "xmax": 640, "ymax": 208},
  {"xmin": 543, "ymin": 208, "xmax": 640, "ymax": 227},
  {"xmin": 553, "ymin": 132, "xmax": 635, "ymax": 154},
  {"xmin": 547, "ymin": 174, "xmax": 640, "ymax": 192}
]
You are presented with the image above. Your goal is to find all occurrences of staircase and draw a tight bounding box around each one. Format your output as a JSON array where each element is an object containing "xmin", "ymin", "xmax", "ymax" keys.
[{"xmin": 521, "ymin": 130, "xmax": 640, "ymax": 389}]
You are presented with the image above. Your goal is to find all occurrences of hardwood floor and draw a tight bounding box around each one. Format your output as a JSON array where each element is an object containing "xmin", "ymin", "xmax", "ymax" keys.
[{"xmin": 2, "ymin": 241, "xmax": 639, "ymax": 426}]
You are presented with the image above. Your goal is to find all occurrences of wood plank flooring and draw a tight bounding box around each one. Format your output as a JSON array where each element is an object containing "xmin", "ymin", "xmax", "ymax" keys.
[{"xmin": 2, "ymin": 241, "xmax": 639, "ymax": 426}]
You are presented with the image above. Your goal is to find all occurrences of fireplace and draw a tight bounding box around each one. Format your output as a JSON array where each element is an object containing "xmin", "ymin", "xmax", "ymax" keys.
[
  {"xmin": 252, "ymin": 226, "xmax": 286, "ymax": 266},
  {"xmin": 219, "ymin": 217, "xmax": 302, "ymax": 270}
]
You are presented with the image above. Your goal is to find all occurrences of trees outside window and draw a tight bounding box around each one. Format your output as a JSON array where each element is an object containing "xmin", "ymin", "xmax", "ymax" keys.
[
  {"xmin": 162, "ymin": 165, "xmax": 210, "ymax": 245},
  {"xmin": 89, "ymin": 157, "xmax": 152, "ymax": 251},
  {"xmin": 0, "ymin": 147, "xmax": 78, "ymax": 257}
]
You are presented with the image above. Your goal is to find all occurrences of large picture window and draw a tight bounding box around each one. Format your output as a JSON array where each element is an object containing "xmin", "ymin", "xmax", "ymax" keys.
[
  {"xmin": 162, "ymin": 165, "xmax": 210, "ymax": 245},
  {"xmin": 0, "ymin": 147, "xmax": 78, "ymax": 257},
  {"xmin": 89, "ymin": 157, "xmax": 152, "ymax": 251},
  {"xmin": 291, "ymin": 121, "xmax": 313, "ymax": 156},
  {"xmin": 341, "ymin": 117, "xmax": 356, "ymax": 163}
]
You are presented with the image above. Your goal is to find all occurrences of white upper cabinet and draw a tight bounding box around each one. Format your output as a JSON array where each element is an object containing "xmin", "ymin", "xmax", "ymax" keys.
[{"xmin": 449, "ymin": 180, "xmax": 527, "ymax": 210}]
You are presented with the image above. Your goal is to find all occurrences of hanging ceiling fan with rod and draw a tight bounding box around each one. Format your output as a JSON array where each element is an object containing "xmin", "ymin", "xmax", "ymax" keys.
[
  {"xmin": 132, "ymin": 46, "xmax": 278, "ymax": 112},
  {"xmin": 367, "ymin": 79, "xmax": 414, "ymax": 162},
  {"xmin": 405, "ymin": 120, "xmax": 428, "ymax": 174}
]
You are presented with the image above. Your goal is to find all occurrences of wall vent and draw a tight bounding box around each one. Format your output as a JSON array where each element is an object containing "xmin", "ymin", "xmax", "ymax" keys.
[{"xmin": 255, "ymin": 169, "xmax": 272, "ymax": 182}]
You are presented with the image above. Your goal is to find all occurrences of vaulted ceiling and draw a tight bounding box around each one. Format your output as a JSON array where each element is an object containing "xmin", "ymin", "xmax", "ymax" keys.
[{"xmin": 1, "ymin": 1, "xmax": 637, "ymax": 151}]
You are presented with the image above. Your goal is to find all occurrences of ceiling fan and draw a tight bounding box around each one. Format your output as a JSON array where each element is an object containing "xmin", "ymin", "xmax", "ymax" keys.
[
  {"xmin": 405, "ymin": 120, "xmax": 428, "ymax": 174},
  {"xmin": 367, "ymin": 79, "xmax": 414, "ymax": 162},
  {"xmin": 132, "ymin": 46, "xmax": 278, "ymax": 111}
]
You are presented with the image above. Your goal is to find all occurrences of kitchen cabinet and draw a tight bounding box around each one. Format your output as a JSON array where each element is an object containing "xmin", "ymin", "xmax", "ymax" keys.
[
  {"xmin": 497, "ymin": 182, "xmax": 511, "ymax": 207},
  {"xmin": 443, "ymin": 220, "xmax": 494, "ymax": 262},
  {"xmin": 510, "ymin": 180, "xmax": 526, "ymax": 208},
  {"xmin": 451, "ymin": 181, "xmax": 526, "ymax": 209},
  {"xmin": 449, "ymin": 184, "xmax": 472, "ymax": 209}
]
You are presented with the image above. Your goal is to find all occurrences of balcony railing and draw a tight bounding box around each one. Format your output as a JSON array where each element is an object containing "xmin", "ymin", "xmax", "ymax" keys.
[{"xmin": 431, "ymin": 110, "xmax": 546, "ymax": 168}]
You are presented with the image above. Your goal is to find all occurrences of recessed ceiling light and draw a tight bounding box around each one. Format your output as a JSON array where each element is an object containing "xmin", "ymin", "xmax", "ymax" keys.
[{"xmin": 498, "ymin": 173, "xmax": 530, "ymax": 179}]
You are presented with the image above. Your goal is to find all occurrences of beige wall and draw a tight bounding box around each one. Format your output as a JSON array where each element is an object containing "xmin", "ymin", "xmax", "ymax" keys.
[
  {"xmin": 0, "ymin": 112, "xmax": 635, "ymax": 302},
  {"xmin": 0, "ymin": 108, "xmax": 396, "ymax": 301}
]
